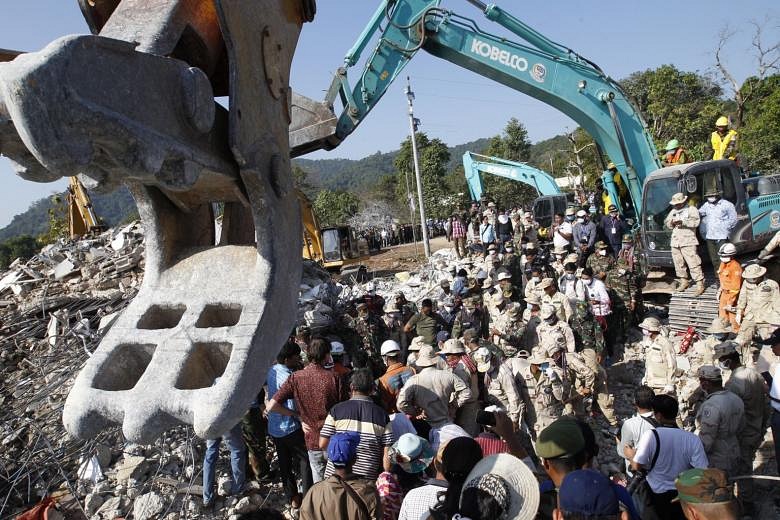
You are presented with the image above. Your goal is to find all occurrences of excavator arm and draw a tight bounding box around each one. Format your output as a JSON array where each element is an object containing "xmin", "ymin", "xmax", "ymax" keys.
[
  {"xmin": 462, "ymin": 151, "xmax": 560, "ymax": 201},
  {"xmin": 67, "ymin": 177, "xmax": 104, "ymax": 238},
  {"xmin": 291, "ymin": 0, "xmax": 661, "ymax": 215}
]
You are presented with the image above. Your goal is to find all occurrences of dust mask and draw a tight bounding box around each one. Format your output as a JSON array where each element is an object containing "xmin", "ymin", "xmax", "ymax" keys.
[
  {"xmin": 719, "ymin": 256, "xmax": 731, "ymax": 263},
  {"xmin": 707, "ymin": 197, "xmax": 717, "ymax": 203},
  {"xmin": 599, "ymin": 250, "xmax": 607, "ymax": 256}
]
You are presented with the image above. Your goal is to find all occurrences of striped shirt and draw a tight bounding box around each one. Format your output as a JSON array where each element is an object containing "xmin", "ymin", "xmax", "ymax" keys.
[{"xmin": 320, "ymin": 396, "xmax": 394, "ymax": 480}]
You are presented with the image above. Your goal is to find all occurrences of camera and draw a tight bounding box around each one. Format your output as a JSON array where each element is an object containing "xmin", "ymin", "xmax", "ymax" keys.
[{"xmin": 475, "ymin": 410, "xmax": 496, "ymax": 427}]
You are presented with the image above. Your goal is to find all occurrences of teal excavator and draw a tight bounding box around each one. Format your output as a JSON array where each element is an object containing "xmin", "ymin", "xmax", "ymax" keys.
[
  {"xmin": 291, "ymin": 0, "xmax": 780, "ymax": 283},
  {"xmin": 462, "ymin": 151, "xmax": 569, "ymax": 230}
]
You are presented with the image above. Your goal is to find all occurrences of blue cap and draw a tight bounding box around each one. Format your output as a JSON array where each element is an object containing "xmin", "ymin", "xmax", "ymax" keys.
[
  {"xmin": 558, "ymin": 469, "xmax": 619, "ymax": 516},
  {"xmin": 327, "ymin": 431, "xmax": 360, "ymax": 467},
  {"xmin": 436, "ymin": 330, "xmax": 450, "ymax": 343}
]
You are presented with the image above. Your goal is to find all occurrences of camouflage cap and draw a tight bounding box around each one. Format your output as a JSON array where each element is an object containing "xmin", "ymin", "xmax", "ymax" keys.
[
  {"xmin": 536, "ymin": 418, "xmax": 585, "ymax": 460},
  {"xmin": 712, "ymin": 341, "xmax": 738, "ymax": 359},
  {"xmin": 540, "ymin": 304, "xmax": 557, "ymax": 320},
  {"xmin": 697, "ymin": 365, "xmax": 722, "ymax": 381},
  {"xmin": 674, "ymin": 468, "xmax": 733, "ymax": 504},
  {"xmin": 526, "ymin": 294, "xmax": 542, "ymax": 307},
  {"xmin": 594, "ymin": 240, "xmax": 608, "ymax": 249},
  {"xmin": 622, "ymin": 234, "xmax": 633, "ymax": 243}
]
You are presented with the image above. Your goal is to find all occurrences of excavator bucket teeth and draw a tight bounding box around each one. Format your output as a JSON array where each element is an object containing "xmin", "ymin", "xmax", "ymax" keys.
[{"xmin": 0, "ymin": 0, "xmax": 309, "ymax": 442}]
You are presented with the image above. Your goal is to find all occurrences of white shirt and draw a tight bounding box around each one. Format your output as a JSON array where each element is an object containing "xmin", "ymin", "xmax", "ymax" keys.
[
  {"xmin": 618, "ymin": 412, "xmax": 655, "ymax": 475},
  {"xmin": 398, "ymin": 481, "xmax": 448, "ymax": 520},
  {"xmin": 582, "ymin": 278, "xmax": 611, "ymax": 316},
  {"xmin": 634, "ymin": 426, "xmax": 709, "ymax": 493},
  {"xmin": 553, "ymin": 221, "xmax": 573, "ymax": 249}
]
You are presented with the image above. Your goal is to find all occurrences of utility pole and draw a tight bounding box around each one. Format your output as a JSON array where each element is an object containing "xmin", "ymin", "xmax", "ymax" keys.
[{"xmin": 405, "ymin": 77, "xmax": 430, "ymax": 258}]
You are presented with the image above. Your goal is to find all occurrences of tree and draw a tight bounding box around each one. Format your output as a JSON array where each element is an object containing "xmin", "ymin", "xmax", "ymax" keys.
[
  {"xmin": 740, "ymin": 74, "xmax": 780, "ymax": 170},
  {"xmin": 715, "ymin": 18, "xmax": 780, "ymax": 128},
  {"xmin": 312, "ymin": 189, "xmax": 360, "ymax": 227},
  {"xmin": 478, "ymin": 118, "xmax": 537, "ymax": 208},
  {"xmin": 292, "ymin": 165, "xmax": 317, "ymax": 198},
  {"xmin": 0, "ymin": 234, "xmax": 40, "ymax": 269},
  {"xmin": 38, "ymin": 194, "xmax": 68, "ymax": 245},
  {"xmin": 621, "ymin": 65, "xmax": 726, "ymax": 159},
  {"xmin": 393, "ymin": 132, "xmax": 451, "ymax": 219}
]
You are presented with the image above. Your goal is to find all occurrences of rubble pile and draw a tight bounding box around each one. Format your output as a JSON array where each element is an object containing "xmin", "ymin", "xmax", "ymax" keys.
[{"xmin": 0, "ymin": 226, "xmax": 295, "ymax": 519}]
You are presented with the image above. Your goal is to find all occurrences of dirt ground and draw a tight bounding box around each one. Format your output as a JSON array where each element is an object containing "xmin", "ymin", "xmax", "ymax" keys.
[{"xmin": 363, "ymin": 235, "xmax": 451, "ymax": 277}]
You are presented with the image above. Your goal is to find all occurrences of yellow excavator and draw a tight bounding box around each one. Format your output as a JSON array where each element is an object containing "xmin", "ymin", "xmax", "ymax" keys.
[
  {"xmin": 297, "ymin": 189, "xmax": 369, "ymax": 270},
  {"xmin": 67, "ymin": 177, "xmax": 105, "ymax": 239}
]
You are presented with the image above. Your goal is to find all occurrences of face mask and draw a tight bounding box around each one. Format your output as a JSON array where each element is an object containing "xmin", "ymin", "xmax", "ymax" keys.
[
  {"xmin": 718, "ymin": 360, "xmax": 731, "ymax": 371},
  {"xmin": 610, "ymin": 212, "xmax": 618, "ymax": 217},
  {"xmin": 707, "ymin": 197, "xmax": 717, "ymax": 203},
  {"xmin": 445, "ymin": 306, "xmax": 454, "ymax": 313},
  {"xmin": 745, "ymin": 279, "xmax": 756, "ymax": 285},
  {"xmin": 622, "ymin": 244, "xmax": 631, "ymax": 250},
  {"xmin": 532, "ymin": 276, "xmax": 540, "ymax": 283},
  {"xmin": 566, "ymin": 273, "xmax": 576, "ymax": 280},
  {"xmin": 642, "ymin": 329, "xmax": 651, "ymax": 337},
  {"xmin": 582, "ymin": 278, "xmax": 592, "ymax": 286},
  {"xmin": 576, "ymin": 218, "xmax": 584, "ymax": 224},
  {"xmin": 566, "ymin": 216, "xmax": 575, "ymax": 222},
  {"xmin": 599, "ymin": 250, "xmax": 607, "ymax": 256},
  {"xmin": 719, "ymin": 256, "xmax": 731, "ymax": 263}
]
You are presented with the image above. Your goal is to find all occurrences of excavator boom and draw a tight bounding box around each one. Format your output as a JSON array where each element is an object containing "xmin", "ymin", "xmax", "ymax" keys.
[{"xmin": 463, "ymin": 151, "xmax": 561, "ymax": 201}]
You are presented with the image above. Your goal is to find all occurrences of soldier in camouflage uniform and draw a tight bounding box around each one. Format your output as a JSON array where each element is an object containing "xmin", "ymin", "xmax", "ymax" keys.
[
  {"xmin": 496, "ymin": 271, "xmax": 520, "ymax": 303},
  {"xmin": 546, "ymin": 339, "xmax": 596, "ymax": 420},
  {"xmin": 586, "ymin": 241, "xmax": 616, "ymax": 282},
  {"xmin": 501, "ymin": 243, "xmax": 524, "ymax": 289},
  {"xmin": 606, "ymin": 234, "xmax": 640, "ymax": 341},
  {"xmin": 569, "ymin": 300, "xmax": 605, "ymax": 358},
  {"xmin": 351, "ymin": 303, "xmax": 387, "ymax": 370},
  {"xmin": 452, "ymin": 297, "xmax": 484, "ymax": 339},
  {"xmin": 580, "ymin": 348, "xmax": 617, "ymax": 426},
  {"xmin": 516, "ymin": 351, "xmax": 565, "ymax": 438},
  {"xmin": 490, "ymin": 303, "xmax": 527, "ymax": 358}
]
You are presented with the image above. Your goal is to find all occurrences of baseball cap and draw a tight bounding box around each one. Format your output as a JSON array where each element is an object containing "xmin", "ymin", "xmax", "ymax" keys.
[
  {"xmin": 558, "ymin": 469, "xmax": 619, "ymax": 516},
  {"xmin": 436, "ymin": 330, "xmax": 451, "ymax": 343},
  {"xmin": 697, "ymin": 365, "xmax": 722, "ymax": 381},
  {"xmin": 327, "ymin": 431, "xmax": 360, "ymax": 467},
  {"xmin": 536, "ymin": 418, "xmax": 585, "ymax": 459},
  {"xmin": 674, "ymin": 468, "xmax": 733, "ymax": 504}
]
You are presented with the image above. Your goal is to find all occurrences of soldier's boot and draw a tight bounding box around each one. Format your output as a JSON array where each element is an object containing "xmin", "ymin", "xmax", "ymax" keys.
[
  {"xmin": 694, "ymin": 280, "xmax": 706, "ymax": 296},
  {"xmin": 676, "ymin": 278, "xmax": 690, "ymax": 291}
]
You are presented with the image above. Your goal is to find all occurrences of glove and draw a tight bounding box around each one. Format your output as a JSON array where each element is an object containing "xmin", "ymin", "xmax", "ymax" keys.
[{"xmin": 663, "ymin": 384, "xmax": 675, "ymax": 394}]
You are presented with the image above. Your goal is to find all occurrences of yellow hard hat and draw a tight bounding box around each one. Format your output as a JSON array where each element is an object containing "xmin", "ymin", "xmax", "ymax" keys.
[
  {"xmin": 538, "ymin": 227, "xmax": 549, "ymax": 239},
  {"xmin": 607, "ymin": 162, "xmax": 616, "ymax": 170},
  {"xmin": 715, "ymin": 116, "xmax": 729, "ymax": 127}
]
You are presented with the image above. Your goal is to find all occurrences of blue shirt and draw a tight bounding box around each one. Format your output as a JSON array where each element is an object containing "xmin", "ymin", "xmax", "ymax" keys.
[
  {"xmin": 480, "ymin": 223, "xmax": 495, "ymax": 244},
  {"xmin": 539, "ymin": 479, "xmax": 640, "ymax": 520},
  {"xmin": 266, "ymin": 363, "xmax": 301, "ymax": 438},
  {"xmin": 698, "ymin": 199, "xmax": 737, "ymax": 240}
]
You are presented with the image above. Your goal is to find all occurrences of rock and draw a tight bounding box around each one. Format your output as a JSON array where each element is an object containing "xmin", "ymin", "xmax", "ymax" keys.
[
  {"xmin": 93, "ymin": 480, "xmax": 112, "ymax": 494},
  {"xmin": 164, "ymin": 513, "xmax": 179, "ymax": 520},
  {"xmin": 94, "ymin": 496, "xmax": 130, "ymax": 518},
  {"xmin": 217, "ymin": 476, "xmax": 233, "ymax": 496},
  {"xmin": 133, "ymin": 491, "xmax": 166, "ymax": 520},
  {"xmin": 84, "ymin": 493, "xmax": 104, "ymax": 517},
  {"xmin": 114, "ymin": 455, "xmax": 148, "ymax": 482},
  {"xmin": 234, "ymin": 496, "xmax": 257, "ymax": 515},
  {"xmin": 94, "ymin": 444, "xmax": 112, "ymax": 468},
  {"xmin": 126, "ymin": 486, "xmax": 141, "ymax": 500}
]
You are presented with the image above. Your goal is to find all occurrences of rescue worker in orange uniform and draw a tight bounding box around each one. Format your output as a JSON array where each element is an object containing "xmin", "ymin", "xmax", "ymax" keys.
[
  {"xmin": 662, "ymin": 139, "xmax": 690, "ymax": 166},
  {"xmin": 717, "ymin": 243, "xmax": 742, "ymax": 331}
]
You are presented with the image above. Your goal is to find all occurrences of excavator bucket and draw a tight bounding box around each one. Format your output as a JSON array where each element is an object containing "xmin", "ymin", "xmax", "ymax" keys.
[{"xmin": 0, "ymin": 0, "xmax": 315, "ymax": 442}]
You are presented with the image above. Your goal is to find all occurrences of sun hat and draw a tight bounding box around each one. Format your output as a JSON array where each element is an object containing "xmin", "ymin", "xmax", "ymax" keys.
[
  {"xmin": 414, "ymin": 345, "xmax": 440, "ymax": 368},
  {"xmin": 388, "ymin": 434, "xmax": 435, "ymax": 474},
  {"xmin": 742, "ymin": 264, "xmax": 766, "ymax": 279},
  {"xmin": 473, "ymin": 347, "xmax": 493, "ymax": 372},
  {"xmin": 638, "ymin": 316, "xmax": 662, "ymax": 332},
  {"xmin": 527, "ymin": 351, "xmax": 551, "ymax": 365},
  {"xmin": 408, "ymin": 336, "xmax": 427, "ymax": 352},
  {"xmin": 440, "ymin": 338, "xmax": 466, "ymax": 355},
  {"xmin": 330, "ymin": 341, "xmax": 345, "ymax": 355},
  {"xmin": 460, "ymin": 454, "xmax": 540, "ymax": 520},
  {"xmin": 537, "ymin": 278, "xmax": 554, "ymax": 290},
  {"xmin": 525, "ymin": 294, "xmax": 542, "ymax": 307},
  {"xmin": 669, "ymin": 192, "xmax": 688, "ymax": 205}
]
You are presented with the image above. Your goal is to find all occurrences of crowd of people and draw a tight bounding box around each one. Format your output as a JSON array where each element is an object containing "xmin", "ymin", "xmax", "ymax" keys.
[{"xmin": 203, "ymin": 183, "xmax": 780, "ymax": 520}]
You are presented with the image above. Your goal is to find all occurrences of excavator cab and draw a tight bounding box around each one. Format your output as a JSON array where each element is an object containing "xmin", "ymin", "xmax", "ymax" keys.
[
  {"xmin": 641, "ymin": 160, "xmax": 748, "ymax": 266},
  {"xmin": 320, "ymin": 226, "xmax": 368, "ymax": 270},
  {"xmin": 533, "ymin": 194, "xmax": 571, "ymax": 229}
]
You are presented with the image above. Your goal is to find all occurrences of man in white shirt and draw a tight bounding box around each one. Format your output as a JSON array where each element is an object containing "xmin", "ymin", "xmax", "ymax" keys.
[
  {"xmin": 616, "ymin": 386, "xmax": 656, "ymax": 476},
  {"xmin": 579, "ymin": 267, "xmax": 611, "ymax": 319},
  {"xmin": 631, "ymin": 394, "xmax": 709, "ymax": 520},
  {"xmin": 553, "ymin": 211, "xmax": 574, "ymax": 250}
]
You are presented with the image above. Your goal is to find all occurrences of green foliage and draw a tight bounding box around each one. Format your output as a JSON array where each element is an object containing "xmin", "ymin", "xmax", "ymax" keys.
[
  {"xmin": 393, "ymin": 133, "xmax": 452, "ymax": 219},
  {"xmin": 292, "ymin": 165, "xmax": 318, "ymax": 198},
  {"xmin": 312, "ymin": 189, "xmax": 360, "ymax": 227},
  {"xmin": 38, "ymin": 194, "xmax": 68, "ymax": 245},
  {"xmin": 740, "ymin": 74, "xmax": 780, "ymax": 171},
  {"xmin": 478, "ymin": 119, "xmax": 537, "ymax": 208},
  {"xmin": 620, "ymin": 64, "xmax": 726, "ymax": 160},
  {"xmin": 0, "ymin": 234, "xmax": 40, "ymax": 269}
]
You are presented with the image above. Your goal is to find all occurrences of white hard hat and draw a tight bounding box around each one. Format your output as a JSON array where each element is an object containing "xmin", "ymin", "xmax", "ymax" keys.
[
  {"xmin": 365, "ymin": 281, "xmax": 376, "ymax": 291},
  {"xmin": 380, "ymin": 339, "xmax": 401, "ymax": 356},
  {"xmin": 718, "ymin": 243, "xmax": 737, "ymax": 256}
]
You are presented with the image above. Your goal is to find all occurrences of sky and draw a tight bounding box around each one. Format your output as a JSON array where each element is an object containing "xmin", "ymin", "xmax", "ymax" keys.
[{"xmin": 0, "ymin": 0, "xmax": 777, "ymax": 227}]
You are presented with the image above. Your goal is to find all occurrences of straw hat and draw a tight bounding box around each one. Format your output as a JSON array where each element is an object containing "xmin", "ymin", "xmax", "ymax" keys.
[
  {"xmin": 408, "ymin": 336, "xmax": 427, "ymax": 352},
  {"xmin": 460, "ymin": 454, "xmax": 540, "ymax": 520},
  {"xmin": 669, "ymin": 192, "xmax": 688, "ymax": 205}
]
